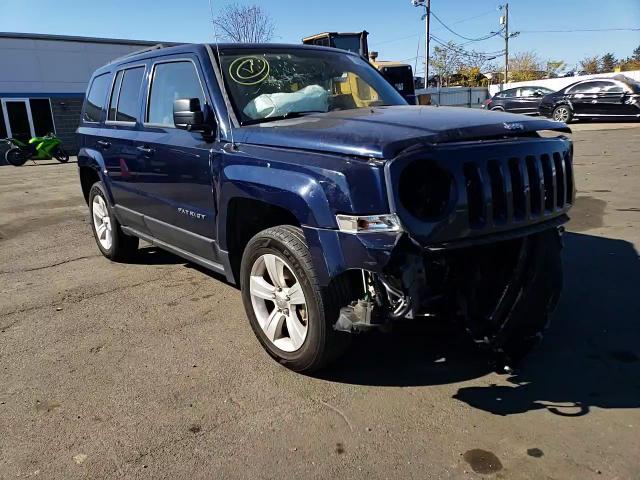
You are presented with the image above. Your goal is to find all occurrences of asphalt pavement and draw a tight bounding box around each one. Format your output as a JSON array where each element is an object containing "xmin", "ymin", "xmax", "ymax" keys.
[{"xmin": 1, "ymin": 123, "xmax": 639, "ymax": 479}]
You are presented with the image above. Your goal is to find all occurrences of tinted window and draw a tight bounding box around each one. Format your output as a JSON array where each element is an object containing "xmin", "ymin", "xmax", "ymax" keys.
[
  {"xmin": 108, "ymin": 70, "xmax": 123, "ymax": 121},
  {"xmin": 497, "ymin": 89, "xmax": 517, "ymax": 98},
  {"xmin": 84, "ymin": 73, "xmax": 110, "ymax": 122},
  {"xmin": 115, "ymin": 67, "xmax": 144, "ymax": 122},
  {"xmin": 147, "ymin": 61, "xmax": 205, "ymax": 127},
  {"xmin": 601, "ymin": 82, "xmax": 624, "ymax": 93},
  {"xmin": 518, "ymin": 87, "xmax": 537, "ymax": 97},
  {"xmin": 569, "ymin": 81, "xmax": 612, "ymax": 94},
  {"xmin": 30, "ymin": 99, "xmax": 55, "ymax": 136}
]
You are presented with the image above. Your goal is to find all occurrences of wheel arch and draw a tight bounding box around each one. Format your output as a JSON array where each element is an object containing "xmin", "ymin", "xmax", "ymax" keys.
[{"xmin": 77, "ymin": 148, "xmax": 110, "ymax": 205}]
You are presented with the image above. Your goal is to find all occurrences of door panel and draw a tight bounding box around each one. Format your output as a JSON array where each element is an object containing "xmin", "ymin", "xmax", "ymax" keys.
[
  {"xmin": 101, "ymin": 66, "xmax": 148, "ymax": 220},
  {"xmin": 136, "ymin": 56, "xmax": 218, "ymax": 251}
]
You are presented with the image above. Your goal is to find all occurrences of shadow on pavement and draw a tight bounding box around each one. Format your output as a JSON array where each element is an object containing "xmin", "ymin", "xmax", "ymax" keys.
[
  {"xmin": 319, "ymin": 232, "xmax": 640, "ymax": 416},
  {"xmin": 130, "ymin": 246, "xmax": 186, "ymax": 266},
  {"xmin": 454, "ymin": 232, "xmax": 640, "ymax": 415}
]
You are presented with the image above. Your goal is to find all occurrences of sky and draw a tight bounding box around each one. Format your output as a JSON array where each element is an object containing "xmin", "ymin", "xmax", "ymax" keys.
[{"xmin": 1, "ymin": 0, "xmax": 639, "ymax": 74}]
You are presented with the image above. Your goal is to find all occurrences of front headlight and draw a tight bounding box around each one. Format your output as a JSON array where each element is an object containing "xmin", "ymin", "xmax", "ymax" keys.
[{"xmin": 335, "ymin": 214, "xmax": 402, "ymax": 233}]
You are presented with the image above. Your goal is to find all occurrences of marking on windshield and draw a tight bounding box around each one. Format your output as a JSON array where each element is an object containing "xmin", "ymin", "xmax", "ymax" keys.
[{"xmin": 229, "ymin": 56, "xmax": 270, "ymax": 85}]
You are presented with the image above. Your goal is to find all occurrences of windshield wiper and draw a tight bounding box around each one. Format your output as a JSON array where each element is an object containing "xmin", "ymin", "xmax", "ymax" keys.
[{"xmin": 241, "ymin": 110, "xmax": 327, "ymax": 126}]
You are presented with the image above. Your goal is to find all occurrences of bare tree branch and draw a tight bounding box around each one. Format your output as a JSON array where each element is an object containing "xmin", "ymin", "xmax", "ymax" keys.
[{"xmin": 212, "ymin": 3, "xmax": 275, "ymax": 43}]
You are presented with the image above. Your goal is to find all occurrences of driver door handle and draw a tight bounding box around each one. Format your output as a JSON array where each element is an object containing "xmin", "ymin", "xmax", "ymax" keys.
[
  {"xmin": 97, "ymin": 140, "xmax": 111, "ymax": 149},
  {"xmin": 136, "ymin": 145, "xmax": 155, "ymax": 155}
]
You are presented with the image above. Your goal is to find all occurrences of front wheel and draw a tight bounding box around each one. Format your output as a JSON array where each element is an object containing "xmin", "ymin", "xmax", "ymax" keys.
[
  {"xmin": 240, "ymin": 225, "xmax": 351, "ymax": 372},
  {"xmin": 552, "ymin": 105, "xmax": 573, "ymax": 123},
  {"xmin": 5, "ymin": 148, "xmax": 28, "ymax": 166},
  {"xmin": 53, "ymin": 147, "xmax": 69, "ymax": 163}
]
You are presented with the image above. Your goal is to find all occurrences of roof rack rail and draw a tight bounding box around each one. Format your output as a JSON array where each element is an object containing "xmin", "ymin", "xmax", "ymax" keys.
[{"xmin": 108, "ymin": 43, "xmax": 166, "ymax": 64}]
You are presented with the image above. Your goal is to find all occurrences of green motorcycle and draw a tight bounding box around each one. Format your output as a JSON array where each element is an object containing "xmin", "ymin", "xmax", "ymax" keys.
[{"xmin": 1, "ymin": 133, "xmax": 69, "ymax": 166}]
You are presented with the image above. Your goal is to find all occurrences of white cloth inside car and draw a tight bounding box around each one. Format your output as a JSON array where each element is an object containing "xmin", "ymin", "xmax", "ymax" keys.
[{"xmin": 243, "ymin": 85, "xmax": 328, "ymax": 119}]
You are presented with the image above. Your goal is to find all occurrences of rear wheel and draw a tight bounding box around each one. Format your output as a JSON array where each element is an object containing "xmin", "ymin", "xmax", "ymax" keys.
[
  {"xmin": 240, "ymin": 225, "xmax": 351, "ymax": 372},
  {"xmin": 89, "ymin": 181, "xmax": 139, "ymax": 261},
  {"xmin": 53, "ymin": 147, "xmax": 69, "ymax": 163},
  {"xmin": 552, "ymin": 105, "xmax": 573, "ymax": 123},
  {"xmin": 5, "ymin": 148, "xmax": 28, "ymax": 166}
]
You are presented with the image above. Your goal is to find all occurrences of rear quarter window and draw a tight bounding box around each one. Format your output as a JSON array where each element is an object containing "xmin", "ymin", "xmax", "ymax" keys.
[{"xmin": 84, "ymin": 73, "xmax": 111, "ymax": 122}]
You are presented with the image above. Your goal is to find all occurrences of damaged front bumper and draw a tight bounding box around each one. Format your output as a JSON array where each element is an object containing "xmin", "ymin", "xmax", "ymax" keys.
[{"xmin": 303, "ymin": 215, "xmax": 567, "ymax": 359}]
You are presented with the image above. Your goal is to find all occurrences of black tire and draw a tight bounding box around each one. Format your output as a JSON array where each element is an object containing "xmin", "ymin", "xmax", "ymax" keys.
[
  {"xmin": 240, "ymin": 225, "xmax": 351, "ymax": 372},
  {"xmin": 5, "ymin": 148, "xmax": 28, "ymax": 166},
  {"xmin": 53, "ymin": 147, "xmax": 69, "ymax": 163},
  {"xmin": 490, "ymin": 228, "xmax": 563, "ymax": 368},
  {"xmin": 490, "ymin": 106, "xmax": 505, "ymax": 112},
  {"xmin": 88, "ymin": 181, "xmax": 139, "ymax": 261},
  {"xmin": 552, "ymin": 104, "xmax": 573, "ymax": 123}
]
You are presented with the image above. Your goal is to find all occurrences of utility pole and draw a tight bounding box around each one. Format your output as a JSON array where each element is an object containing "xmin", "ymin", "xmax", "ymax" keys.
[
  {"xmin": 503, "ymin": 3, "xmax": 509, "ymax": 85},
  {"xmin": 499, "ymin": 3, "xmax": 519, "ymax": 86},
  {"xmin": 411, "ymin": 0, "xmax": 431, "ymax": 87},
  {"xmin": 425, "ymin": 0, "xmax": 430, "ymax": 87}
]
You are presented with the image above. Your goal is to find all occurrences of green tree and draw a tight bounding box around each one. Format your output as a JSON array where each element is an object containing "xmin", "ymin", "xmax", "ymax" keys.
[
  {"xmin": 509, "ymin": 52, "xmax": 545, "ymax": 82},
  {"xmin": 600, "ymin": 53, "xmax": 617, "ymax": 73},
  {"xmin": 580, "ymin": 55, "xmax": 600, "ymax": 74},
  {"xmin": 429, "ymin": 42, "xmax": 463, "ymax": 86}
]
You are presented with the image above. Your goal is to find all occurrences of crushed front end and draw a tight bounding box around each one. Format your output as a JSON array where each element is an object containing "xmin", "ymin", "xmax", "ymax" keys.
[{"xmin": 326, "ymin": 133, "xmax": 575, "ymax": 367}]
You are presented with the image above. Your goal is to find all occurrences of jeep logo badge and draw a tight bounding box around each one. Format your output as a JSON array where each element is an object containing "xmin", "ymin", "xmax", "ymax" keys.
[{"xmin": 503, "ymin": 122, "xmax": 525, "ymax": 131}]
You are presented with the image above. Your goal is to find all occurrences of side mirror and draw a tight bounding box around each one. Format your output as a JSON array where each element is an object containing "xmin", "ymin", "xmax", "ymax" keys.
[
  {"xmin": 534, "ymin": 90, "xmax": 544, "ymax": 97},
  {"xmin": 173, "ymin": 98, "xmax": 206, "ymax": 131}
]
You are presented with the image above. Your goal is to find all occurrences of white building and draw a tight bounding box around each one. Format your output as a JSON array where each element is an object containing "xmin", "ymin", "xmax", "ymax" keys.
[{"xmin": 0, "ymin": 32, "xmax": 174, "ymax": 157}]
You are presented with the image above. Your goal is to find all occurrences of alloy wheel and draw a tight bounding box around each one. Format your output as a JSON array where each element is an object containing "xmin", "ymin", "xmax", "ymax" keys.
[
  {"xmin": 553, "ymin": 106, "xmax": 570, "ymax": 122},
  {"xmin": 249, "ymin": 253, "xmax": 309, "ymax": 352},
  {"xmin": 92, "ymin": 195, "xmax": 113, "ymax": 250}
]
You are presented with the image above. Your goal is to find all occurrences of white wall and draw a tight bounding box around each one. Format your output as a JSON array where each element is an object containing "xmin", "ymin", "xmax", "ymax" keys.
[
  {"xmin": 0, "ymin": 37, "xmax": 147, "ymax": 95},
  {"xmin": 488, "ymin": 71, "xmax": 640, "ymax": 96}
]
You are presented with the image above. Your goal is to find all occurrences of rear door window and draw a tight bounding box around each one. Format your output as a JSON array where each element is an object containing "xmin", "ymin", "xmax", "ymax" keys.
[
  {"xmin": 498, "ymin": 89, "xmax": 517, "ymax": 98},
  {"xmin": 569, "ymin": 81, "xmax": 607, "ymax": 94},
  {"xmin": 146, "ymin": 61, "xmax": 205, "ymax": 127},
  {"xmin": 115, "ymin": 67, "xmax": 145, "ymax": 123},
  {"xmin": 84, "ymin": 73, "xmax": 111, "ymax": 122}
]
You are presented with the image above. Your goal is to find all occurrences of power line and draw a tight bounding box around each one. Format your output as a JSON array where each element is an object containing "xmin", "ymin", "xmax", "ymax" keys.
[
  {"xmin": 429, "ymin": 33, "xmax": 504, "ymax": 58},
  {"xmin": 519, "ymin": 27, "xmax": 640, "ymax": 33},
  {"xmin": 430, "ymin": 9, "xmax": 503, "ymax": 42},
  {"xmin": 449, "ymin": 9, "xmax": 497, "ymax": 26}
]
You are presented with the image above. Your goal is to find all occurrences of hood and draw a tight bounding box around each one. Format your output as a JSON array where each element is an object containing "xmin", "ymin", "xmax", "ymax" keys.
[{"xmin": 233, "ymin": 105, "xmax": 570, "ymax": 159}]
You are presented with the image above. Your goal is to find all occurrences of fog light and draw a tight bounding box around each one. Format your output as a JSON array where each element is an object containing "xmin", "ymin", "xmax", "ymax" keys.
[{"xmin": 336, "ymin": 214, "xmax": 402, "ymax": 233}]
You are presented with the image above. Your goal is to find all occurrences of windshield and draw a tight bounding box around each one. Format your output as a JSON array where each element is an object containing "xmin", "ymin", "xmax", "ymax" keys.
[{"xmin": 217, "ymin": 47, "xmax": 407, "ymax": 125}]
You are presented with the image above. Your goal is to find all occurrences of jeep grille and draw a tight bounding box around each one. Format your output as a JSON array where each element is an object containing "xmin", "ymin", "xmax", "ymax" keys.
[{"xmin": 463, "ymin": 148, "xmax": 574, "ymax": 228}]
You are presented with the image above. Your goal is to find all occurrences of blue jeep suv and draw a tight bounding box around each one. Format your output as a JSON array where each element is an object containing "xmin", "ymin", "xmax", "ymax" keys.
[{"xmin": 78, "ymin": 43, "xmax": 574, "ymax": 372}]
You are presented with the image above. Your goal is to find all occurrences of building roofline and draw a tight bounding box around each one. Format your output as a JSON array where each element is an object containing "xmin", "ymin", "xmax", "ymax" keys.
[{"xmin": 0, "ymin": 31, "xmax": 179, "ymax": 46}]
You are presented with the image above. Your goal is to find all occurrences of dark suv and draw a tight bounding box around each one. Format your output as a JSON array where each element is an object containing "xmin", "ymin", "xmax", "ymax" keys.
[
  {"xmin": 78, "ymin": 43, "xmax": 574, "ymax": 372},
  {"xmin": 483, "ymin": 86, "xmax": 554, "ymax": 115}
]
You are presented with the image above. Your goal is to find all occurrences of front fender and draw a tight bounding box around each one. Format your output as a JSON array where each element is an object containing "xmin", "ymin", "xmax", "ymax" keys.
[{"xmin": 218, "ymin": 164, "xmax": 336, "ymax": 246}]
